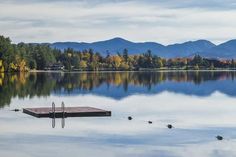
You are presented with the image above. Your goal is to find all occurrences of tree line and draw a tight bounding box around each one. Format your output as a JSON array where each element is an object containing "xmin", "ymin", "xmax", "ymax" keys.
[{"xmin": 1, "ymin": 35, "xmax": 236, "ymax": 72}]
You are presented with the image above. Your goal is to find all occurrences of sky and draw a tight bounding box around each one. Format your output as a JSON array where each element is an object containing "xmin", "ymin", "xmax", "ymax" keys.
[{"xmin": 0, "ymin": 0, "xmax": 236, "ymax": 45}]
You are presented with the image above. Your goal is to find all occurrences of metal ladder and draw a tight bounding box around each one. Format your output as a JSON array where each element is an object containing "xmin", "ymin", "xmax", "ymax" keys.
[{"xmin": 51, "ymin": 102, "xmax": 66, "ymax": 128}]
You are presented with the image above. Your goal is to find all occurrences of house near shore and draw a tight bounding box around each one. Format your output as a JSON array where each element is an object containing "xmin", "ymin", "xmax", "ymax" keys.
[{"xmin": 44, "ymin": 63, "xmax": 65, "ymax": 71}]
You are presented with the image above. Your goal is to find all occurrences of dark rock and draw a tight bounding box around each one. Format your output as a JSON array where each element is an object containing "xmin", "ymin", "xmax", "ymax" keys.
[
  {"xmin": 167, "ymin": 124, "xmax": 173, "ymax": 129},
  {"xmin": 12, "ymin": 109, "xmax": 20, "ymax": 112},
  {"xmin": 216, "ymin": 135, "xmax": 223, "ymax": 140}
]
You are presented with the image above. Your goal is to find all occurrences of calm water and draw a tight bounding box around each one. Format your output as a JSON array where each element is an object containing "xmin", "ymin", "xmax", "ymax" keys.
[{"xmin": 1, "ymin": 71, "xmax": 236, "ymax": 157}]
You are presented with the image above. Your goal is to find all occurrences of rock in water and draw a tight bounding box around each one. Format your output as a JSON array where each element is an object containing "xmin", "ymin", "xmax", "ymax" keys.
[
  {"xmin": 216, "ymin": 135, "xmax": 223, "ymax": 140},
  {"xmin": 167, "ymin": 124, "xmax": 173, "ymax": 129}
]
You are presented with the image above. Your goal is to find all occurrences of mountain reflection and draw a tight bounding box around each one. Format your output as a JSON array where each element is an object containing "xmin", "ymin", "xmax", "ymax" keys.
[{"xmin": 0, "ymin": 71, "xmax": 236, "ymax": 107}]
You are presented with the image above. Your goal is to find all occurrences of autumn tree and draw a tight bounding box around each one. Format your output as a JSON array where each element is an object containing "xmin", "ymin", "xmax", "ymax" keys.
[
  {"xmin": 111, "ymin": 56, "xmax": 122, "ymax": 69},
  {"xmin": 79, "ymin": 60, "xmax": 87, "ymax": 70},
  {"xmin": 0, "ymin": 60, "xmax": 4, "ymax": 72}
]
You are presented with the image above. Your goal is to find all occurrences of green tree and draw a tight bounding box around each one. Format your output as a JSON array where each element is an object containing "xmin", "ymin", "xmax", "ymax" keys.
[
  {"xmin": 231, "ymin": 59, "xmax": 235, "ymax": 68},
  {"xmin": 192, "ymin": 55, "xmax": 203, "ymax": 66},
  {"xmin": 153, "ymin": 56, "xmax": 163, "ymax": 68},
  {"xmin": 0, "ymin": 36, "xmax": 14, "ymax": 70},
  {"xmin": 123, "ymin": 49, "xmax": 128, "ymax": 63},
  {"xmin": 29, "ymin": 59, "xmax": 36, "ymax": 69}
]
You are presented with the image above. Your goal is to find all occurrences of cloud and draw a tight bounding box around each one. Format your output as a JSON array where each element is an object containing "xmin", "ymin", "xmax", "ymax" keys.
[
  {"xmin": 0, "ymin": 0, "xmax": 236, "ymax": 44},
  {"xmin": 3, "ymin": 0, "xmax": 236, "ymax": 10},
  {"xmin": 148, "ymin": 0, "xmax": 236, "ymax": 10}
]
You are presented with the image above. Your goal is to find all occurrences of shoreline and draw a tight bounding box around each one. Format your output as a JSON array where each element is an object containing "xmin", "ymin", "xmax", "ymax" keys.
[{"xmin": 28, "ymin": 69, "xmax": 236, "ymax": 73}]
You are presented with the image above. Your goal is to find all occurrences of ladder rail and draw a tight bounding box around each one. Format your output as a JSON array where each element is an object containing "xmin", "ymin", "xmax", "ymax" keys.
[
  {"xmin": 51, "ymin": 102, "xmax": 66, "ymax": 128},
  {"xmin": 61, "ymin": 102, "xmax": 65, "ymax": 128},
  {"xmin": 52, "ymin": 102, "xmax": 56, "ymax": 128}
]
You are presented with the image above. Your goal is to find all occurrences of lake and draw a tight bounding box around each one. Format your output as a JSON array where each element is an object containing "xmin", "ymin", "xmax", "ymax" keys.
[{"xmin": 1, "ymin": 71, "xmax": 236, "ymax": 157}]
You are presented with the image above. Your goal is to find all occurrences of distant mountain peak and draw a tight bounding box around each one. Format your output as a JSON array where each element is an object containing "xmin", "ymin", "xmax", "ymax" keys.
[
  {"xmin": 219, "ymin": 39, "xmax": 236, "ymax": 46},
  {"xmin": 110, "ymin": 37, "xmax": 126, "ymax": 41},
  {"xmin": 101, "ymin": 37, "xmax": 133, "ymax": 43},
  {"xmin": 51, "ymin": 38, "xmax": 236, "ymax": 59},
  {"xmin": 168, "ymin": 39, "xmax": 215, "ymax": 46},
  {"xmin": 194, "ymin": 39, "xmax": 216, "ymax": 46}
]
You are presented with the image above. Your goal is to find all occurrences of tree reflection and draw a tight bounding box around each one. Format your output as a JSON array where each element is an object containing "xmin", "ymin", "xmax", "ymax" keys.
[{"xmin": 1, "ymin": 71, "xmax": 236, "ymax": 107}]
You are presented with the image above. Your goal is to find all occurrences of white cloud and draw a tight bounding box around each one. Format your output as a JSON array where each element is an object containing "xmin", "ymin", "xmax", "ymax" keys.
[{"xmin": 0, "ymin": 0, "xmax": 236, "ymax": 44}]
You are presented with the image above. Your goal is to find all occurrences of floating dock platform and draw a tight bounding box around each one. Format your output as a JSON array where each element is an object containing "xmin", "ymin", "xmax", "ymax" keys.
[{"xmin": 23, "ymin": 107, "xmax": 111, "ymax": 118}]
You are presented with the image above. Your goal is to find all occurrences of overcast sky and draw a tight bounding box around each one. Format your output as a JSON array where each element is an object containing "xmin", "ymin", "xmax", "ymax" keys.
[{"xmin": 0, "ymin": 0, "xmax": 236, "ymax": 44}]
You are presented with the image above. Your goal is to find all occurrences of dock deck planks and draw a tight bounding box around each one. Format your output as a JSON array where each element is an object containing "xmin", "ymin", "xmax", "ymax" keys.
[{"xmin": 23, "ymin": 107, "xmax": 111, "ymax": 118}]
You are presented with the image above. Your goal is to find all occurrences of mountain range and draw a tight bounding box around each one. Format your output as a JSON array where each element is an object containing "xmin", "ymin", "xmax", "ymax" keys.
[{"xmin": 51, "ymin": 37, "xmax": 236, "ymax": 59}]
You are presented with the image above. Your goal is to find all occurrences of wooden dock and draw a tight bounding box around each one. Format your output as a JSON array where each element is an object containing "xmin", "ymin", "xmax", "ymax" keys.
[{"xmin": 23, "ymin": 107, "xmax": 111, "ymax": 118}]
